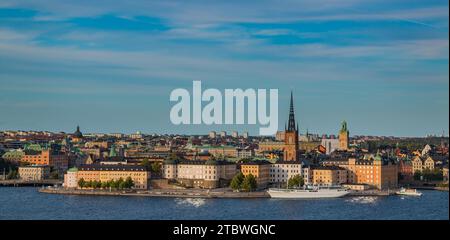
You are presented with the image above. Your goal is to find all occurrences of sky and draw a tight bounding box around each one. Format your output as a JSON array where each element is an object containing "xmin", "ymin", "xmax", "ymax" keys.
[{"xmin": 0, "ymin": 0, "xmax": 448, "ymax": 137}]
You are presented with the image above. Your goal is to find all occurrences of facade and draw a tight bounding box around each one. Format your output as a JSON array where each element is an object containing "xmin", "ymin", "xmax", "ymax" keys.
[
  {"xmin": 321, "ymin": 138, "xmax": 339, "ymax": 155},
  {"xmin": 398, "ymin": 159, "xmax": 414, "ymax": 182},
  {"xmin": 2, "ymin": 150, "xmax": 24, "ymax": 163},
  {"xmin": 269, "ymin": 161, "xmax": 303, "ymax": 186},
  {"xmin": 18, "ymin": 165, "xmax": 50, "ymax": 181},
  {"xmin": 236, "ymin": 147, "xmax": 254, "ymax": 159},
  {"xmin": 284, "ymin": 92, "xmax": 299, "ymax": 161},
  {"xmin": 338, "ymin": 121, "xmax": 349, "ymax": 151},
  {"xmin": 232, "ymin": 131, "xmax": 239, "ymax": 138},
  {"xmin": 163, "ymin": 159, "xmax": 237, "ymax": 189},
  {"xmin": 240, "ymin": 161, "xmax": 271, "ymax": 189},
  {"xmin": 443, "ymin": 166, "xmax": 449, "ymax": 183},
  {"xmin": 311, "ymin": 166, "xmax": 347, "ymax": 186},
  {"xmin": 63, "ymin": 167, "xmax": 79, "ymax": 188},
  {"xmin": 209, "ymin": 131, "xmax": 216, "ymax": 138},
  {"xmin": 412, "ymin": 156, "xmax": 435, "ymax": 173},
  {"xmin": 321, "ymin": 155, "xmax": 398, "ymax": 190},
  {"xmin": 76, "ymin": 164, "xmax": 150, "ymax": 189},
  {"xmin": 21, "ymin": 149, "xmax": 68, "ymax": 172}
]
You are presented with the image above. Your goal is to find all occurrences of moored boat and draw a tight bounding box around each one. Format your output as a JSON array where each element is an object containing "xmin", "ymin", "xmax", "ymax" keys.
[{"xmin": 267, "ymin": 186, "xmax": 349, "ymax": 199}]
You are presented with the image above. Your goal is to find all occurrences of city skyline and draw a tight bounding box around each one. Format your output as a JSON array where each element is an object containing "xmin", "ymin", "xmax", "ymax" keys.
[{"xmin": 0, "ymin": 0, "xmax": 448, "ymax": 137}]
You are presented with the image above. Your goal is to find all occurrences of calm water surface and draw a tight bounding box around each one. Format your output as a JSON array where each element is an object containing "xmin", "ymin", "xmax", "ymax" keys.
[{"xmin": 0, "ymin": 187, "xmax": 448, "ymax": 220}]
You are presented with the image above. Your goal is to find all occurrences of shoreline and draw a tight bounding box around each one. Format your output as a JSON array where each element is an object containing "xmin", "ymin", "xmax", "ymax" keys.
[{"xmin": 37, "ymin": 187, "xmax": 416, "ymax": 198}]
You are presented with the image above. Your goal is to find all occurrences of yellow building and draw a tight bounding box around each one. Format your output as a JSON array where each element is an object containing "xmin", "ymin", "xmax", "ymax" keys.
[
  {"xmin": 311, "ymin": 166, "xmax": 347, "ymax": 186},
  {"xmin": 412, "ymin": 156, "xmax": 435, "ymax": 173},
  {"xmin": 76, "ymin": 164, "xmax": 150, "ymax": 189},
  {"xmin": 240, "ymin": 161, "xmax": 271, "ymax": 189}
]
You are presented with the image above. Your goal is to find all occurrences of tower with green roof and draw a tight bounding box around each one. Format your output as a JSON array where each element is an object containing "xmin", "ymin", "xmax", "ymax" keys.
[{"xmin": 338, "ymin": 120, "xmax": 349, "ymax": 151}]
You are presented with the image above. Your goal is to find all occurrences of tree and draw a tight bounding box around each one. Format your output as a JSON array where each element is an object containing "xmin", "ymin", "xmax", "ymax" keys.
[
  {"xmin": 141, "ymin": 159, "xmax": 151, "ymax": 169},
  {"xmin": 50, "ymin": 171, "xmax": 59, "ymax": 180},
  {"xmin": 101, "ymin": 181, "xmax": 108, "ymax": 189},
  {"xmin": 413, "ymin": 171, "xmax": 422, "ymax": 181},
  {"xmin": 230, "ymin": 172, "xmax": 244, "ymax": 190},
  {"xmin": 241, "ymin": 174, "xmax": 257, "ymax": 192},
  {"xmin": 288, "ymin": 175, "xmax": 304, "ymax": 188},
  {"xmin": 124, "ymin": 176, "xmax": 135, "ymax": 189},
  {"xmin": 150, "ymin": 162, "xmax": 162, "ymax": 174},
  {"xmin": 78, "ymin": 178, "xmax": 86, "ymax": 189},
  {"xmin": 116, "ymin": 177, "xmax": 125, "ymax": 189}
]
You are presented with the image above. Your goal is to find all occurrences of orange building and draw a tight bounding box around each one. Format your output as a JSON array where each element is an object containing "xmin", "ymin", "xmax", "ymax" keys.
[
  {"xmin": 338, "ymin": 121, "xmax": 349, "ymax": 151},
  {"xmin": 311, "ymin": 166, "xmax": 347, "ymax": 186},
  {"xmin": 21, "ymin": 149, "xmax": 68, "ymax": 172},
  {"xmin": 346, "ymin": 155, "xmax": 398, "ymax": 190},
  {"xmin": 240, "ymin": 161, "xmax": 271, "ymax": 189}
]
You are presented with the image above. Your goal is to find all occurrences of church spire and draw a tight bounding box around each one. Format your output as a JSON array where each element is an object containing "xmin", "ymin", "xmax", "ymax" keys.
[{"xmin": 287, "ymin": 91, "xmax": 296, "ymax": 131}]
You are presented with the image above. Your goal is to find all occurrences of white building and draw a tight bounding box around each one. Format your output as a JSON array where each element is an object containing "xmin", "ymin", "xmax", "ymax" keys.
[
  {"xmin": 269, "ymin": 161, "xmax": 304, "ymax": 186},
  {"xmin": 220, "ymin": 131, "xmax": 227, "ymax": 137},
  {"xmin": 209, "ymin": 131, "xmax": 217, "ymax": 138},
  {"xmin": 232, "ymin": 131, "xmax": 239, "ymax": 138},
  {"xmin": 321, "ymin": 138, "xmax": 340, "ymax": 155},
  {"xmin": 236, "ymin": 147, "xmax": 254, "ymax": 159},
  {"xmin": 242, "ymin": 132, "xmax": 249, "ymax": 139},
  {"xmin": 63, "ymin": 167, "xmax": 78, "ymax": 188},
  {"xmin": 19, "ymin": 165, "xmax": 50, "ymax": 181}
]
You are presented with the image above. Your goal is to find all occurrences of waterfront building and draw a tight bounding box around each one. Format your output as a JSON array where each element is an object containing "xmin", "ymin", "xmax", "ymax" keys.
[
  {"xmin": 240, "ymin": 161, "xmax": 271, "ymax": 189},
  {"xmin": 412, "ymin": 155, "xmax": 436, "ymax": 173},
  {"xmin": 284, "ymin": 92, "xmax": 299, "ymax": 161},
  {"xmin": 269, "ymin": 160, "xmax": 303, "ymax": 186},
  {"xmin": 162, "ymin": 158, "xmax": 237, "ymax": 188},
  {"xmin": 311, "ymin": 166, "xmax": 347, "ymax": 186},
  {"xmin": 76, "ymin": 164, "xmax": 150, "ymax": 189},
  {"xmin": 339, "ymin": 121, "xmax": 349, "ymax": 151},
  {"xmin": 321, "ymin": 154, "xmax": 398, "ymax": 190},
  {"xmin": 18, "ymin": 165, "xmax": 50, "ymax": 181},
  {"xmin": 63, "ymin": 167, "xmax": 79, "ymax": 188}
]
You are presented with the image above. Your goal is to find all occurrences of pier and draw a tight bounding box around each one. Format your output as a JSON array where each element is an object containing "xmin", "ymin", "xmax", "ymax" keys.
[{"xmin": 0, "ymin": 179, "xmax": 62, "ymax": 187}]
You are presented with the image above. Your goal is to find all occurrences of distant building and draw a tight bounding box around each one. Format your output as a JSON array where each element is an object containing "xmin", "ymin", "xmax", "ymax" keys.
[
  {"xmin": 163, "ymin": 159, "xmax": 237, "ymax": 189},
  {"xmin": 220, "ymin": 131, "xmax": 227, "ymax": 137},
  {"xmin": 321, "ymin": 138, "xmax": 339, "ymax": 155},
  {"xmin": 209, "ymin": 131, "xmax": 216, "ymax": 138},
  {"xmin": 240, "ymin": 161, "xmax": 271, "ymax": 189},
  {"xmin": 398, "ymin": 158, "xmax": 414, "ymax": 182},
  {"xmin": 71, "ymin": 126, "xmax": 84, "ymax": 143},
  {"xmin": 269, "ymin": 160, "xmax": 303, "ymax": 187},
  {"xmin": 311, "ymin": 166, "xmax": 347, "ymax": 186},
  {"xmin": 236, "ymin": 147, "xmax": 254, "ymax": 159},
  {"xmin": 63, "ymin": 167, "xmax": 79, "ymax": 188},
  {"xmin": 75, "ymin": 164, "xmax": 150, "ymax": 189},
  {"xmin": 284, "ymin": 92, "xmax": 299, "ymax": 161},
  {"xmin": 242, "ymin": 132, "xmax": 249, "ymax": 139},
  {"xmin": 412, "ymin": 156, "xmax": 435, "ymax": 173},
  {"xmin": 339, "ymin": 121, "xmax": 349, "ymax": 151},
  {"xmin": 19, "ymin": 165, "xmax": 50, "ymax": 181},
  {"xmin": 21, "ymin": 147, "xmax": 68, "ymax": 172},
  {"xmin": 2, "ymin": 150, "xmax": 24, "ymax": 163},
  {"xmin": 232, "ymin": 131, "xmax": 239, "ymax": 138},
  {"xmin": 443, "ymin": 166, "xmax": 449, "ymax": 183}
]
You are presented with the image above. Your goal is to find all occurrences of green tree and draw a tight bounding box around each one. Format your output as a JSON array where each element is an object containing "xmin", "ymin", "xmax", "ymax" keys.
[
  {"xmin": 101, "ymin": 181, "xmax": 108, "ymax": 189},
  {"xmin": 116, "ymin": 177, "xmax": 124, "ymax": 189},
  {"xmin": 78, "ymin": 178, "xmax": 86, "ymax": 189},
  {"xmin": 241, "ymin": 174, "xmax": 257, "ymax": 192},
  {"xmin": 124, "ymin": 176, "xmax": 134, "ymax": 189},
  {"xmin": 150, "ymin": 162, "xmax": 162, "ymax": 174},
  {"xmin": 141, "ymin": 159, "xmax": 151, "ymax": 170},
  {"xmin": 50, "ymin": 171, "xmax": 59, "ymax": 180},
  {"xmin": 288, "ymin": 175, "xmax": 304, "ymax": 188},
  {"xmin": 230, "ymin": 172, "xmax": 244, "ymax": 190}
]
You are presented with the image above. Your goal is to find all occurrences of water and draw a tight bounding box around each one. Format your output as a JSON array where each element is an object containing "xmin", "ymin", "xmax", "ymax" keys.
[{"xmin": 0, "ymin": 187, "xmax": 448, "ymax": 220}]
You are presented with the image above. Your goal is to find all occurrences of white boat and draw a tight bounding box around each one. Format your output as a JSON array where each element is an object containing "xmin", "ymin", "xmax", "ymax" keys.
[
  {"xmin": 395, "ymin": 188, "xmax": 422, "ymax": 196},
  {"xmin": 267, "ymin": 186, "xmax": 350, "ymax": 199}
]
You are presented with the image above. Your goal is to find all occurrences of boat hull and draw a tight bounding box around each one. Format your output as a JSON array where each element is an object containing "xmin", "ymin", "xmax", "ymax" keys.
[{"xmin": 268, "ymin": 189, "xmax": 349, "ymax": 199}]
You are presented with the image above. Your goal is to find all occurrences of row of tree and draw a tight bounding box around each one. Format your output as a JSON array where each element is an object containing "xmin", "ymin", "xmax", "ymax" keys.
[
  {"xmin": 78, "ymin": 177, "xmax": 135, "ymax": 189},
  {"xmin": 230, "ymin": 173, "xmax": 257, "ymax": 192},
  {"xmin": 414, "ymin": 169, "xmax": 443, "ymax": 182}
]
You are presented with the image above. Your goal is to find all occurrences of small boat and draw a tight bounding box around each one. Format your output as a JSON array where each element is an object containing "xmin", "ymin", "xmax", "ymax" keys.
[
  {"xmin": 267, "ymin": 185, "xmax": 349, "ymax": 199},
  {"xmin": 395, "ymin": 188, "xmax": 422, "ymax": 196}
]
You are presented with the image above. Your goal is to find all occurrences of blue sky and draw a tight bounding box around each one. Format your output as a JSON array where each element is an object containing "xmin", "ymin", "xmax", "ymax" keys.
[{"xmin": 0, "ymin": 0, "xmax": 448, "ymax": 137}]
